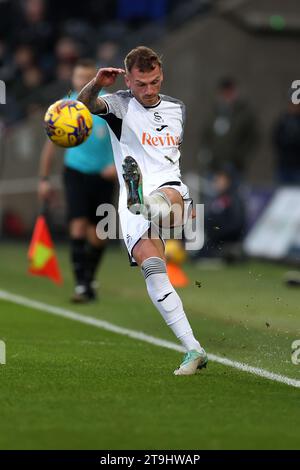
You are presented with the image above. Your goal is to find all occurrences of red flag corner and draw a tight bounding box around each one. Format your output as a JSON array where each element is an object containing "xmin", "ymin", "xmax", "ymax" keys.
[
  {"xmin": 167, "ymin": 262, "xmax": 189, "ymax": 288},
  {"xmin": 28, "ymin": 215, "xmax": 63, "ymax": 285}
]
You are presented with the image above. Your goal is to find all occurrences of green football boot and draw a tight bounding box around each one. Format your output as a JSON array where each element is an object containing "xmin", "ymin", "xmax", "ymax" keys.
[
  {"xmin": 122, "ymin": 156, "xmax": 144, "ymax": 215},
  {"xmin": 174, "ymin": 348, "xmax": 208, "ymax": 376}
]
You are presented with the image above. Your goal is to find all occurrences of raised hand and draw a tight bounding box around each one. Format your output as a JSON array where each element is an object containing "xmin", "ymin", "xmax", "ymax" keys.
[
  {"xmin": 94, "ymin": 68, "xmax": 125, "ymax": 88},
  {"xmin": 78, "ymin": 68, "xmax": 125, "ymax": 114}
]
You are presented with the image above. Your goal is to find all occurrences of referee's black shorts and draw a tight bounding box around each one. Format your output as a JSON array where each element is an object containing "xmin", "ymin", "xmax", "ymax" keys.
[{"xmin": 63, "ymin": 166, "xmax": 115, "ymax": 225}]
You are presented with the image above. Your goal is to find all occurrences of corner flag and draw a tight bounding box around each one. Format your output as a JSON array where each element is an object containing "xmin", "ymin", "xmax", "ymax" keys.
[
  {"xmin": 167, "ymin": 262, "xmax": 189, "ymax": 288},
  {"xmin": 28, "ymin": 215, "xmax": 63, "ymax": 285}
]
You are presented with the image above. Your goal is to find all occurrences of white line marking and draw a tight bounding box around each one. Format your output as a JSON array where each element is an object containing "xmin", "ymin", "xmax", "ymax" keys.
[{"xmin": 0, "ymin": 289, "xmax": 300, "ymax": 389}]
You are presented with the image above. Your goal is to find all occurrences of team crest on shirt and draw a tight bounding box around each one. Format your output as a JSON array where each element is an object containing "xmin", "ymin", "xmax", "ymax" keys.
[{"xmin": 153, "ymin": 112, "xmax": 163, "ymax": 122}]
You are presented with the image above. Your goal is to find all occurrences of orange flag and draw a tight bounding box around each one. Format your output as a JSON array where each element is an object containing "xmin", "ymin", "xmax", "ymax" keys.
[
  {"xmin": 28, "ymin": 215, "xmax": 63, "ymax": 285},
  {"xmin": 167, "ymin": 262, "xmax": 189, "ymax": 288}
]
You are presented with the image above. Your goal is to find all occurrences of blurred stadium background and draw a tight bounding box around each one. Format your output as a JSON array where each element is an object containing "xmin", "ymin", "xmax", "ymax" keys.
[
  {"xmin": 1, "ymin": 0, "xmax": 300, "ymax": 263},
  {"xmin": 0, "ymin": 0, "xmax": 300, "ymax": 451}
]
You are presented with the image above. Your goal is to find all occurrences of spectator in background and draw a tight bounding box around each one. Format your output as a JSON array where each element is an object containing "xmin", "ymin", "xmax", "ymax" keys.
[
  {"xmin": 12, "ymin": 64, "xmax": 46, "ymax": 118},
  {"xmin": 12, "ymin": 0, "xmax": 55, "ymax": 60},
  {"xmin": 55, "ymin": 37, "xmax": 81, "ymax": 67},
  {"xmin": 41, "ymin": 62, "xmax": 73, "ymax": 106},
  {"xmin": 200, "ymin": 77, "xmax": 259, "ymax": 178},
  {"xmin": 198, "ymin": 165, "xmax": 246, "ymax": 260},
  {"xmin": 273, "ymin": 99, "xmax": 300, "ymax": 185},
  {"xmin": 62, "ymin": 18, "xmax": 96, "ymax": 58},
  {"xmin": 0, "ymin": 0, "xmax": 120, "ymax": 124},
  {"xmin": 96, "ymin": 41, "xmax": 121, "ymax": 69},
  {"xmin": 13, "ymin": 44, "xmax": 36, "ymax": 72},
  {"xmin": 39, "ymin": 37, "xmax": 82, "ymax": 103}
]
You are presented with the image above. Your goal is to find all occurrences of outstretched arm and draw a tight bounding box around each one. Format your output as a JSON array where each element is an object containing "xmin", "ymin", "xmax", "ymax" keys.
[
  {"xmin": 78, "ymin": 67, "xmax": 125, "ymax": 114},
  {"xmin": 38, "ymin": 139, "xmax": 56, "ymax": 201}
]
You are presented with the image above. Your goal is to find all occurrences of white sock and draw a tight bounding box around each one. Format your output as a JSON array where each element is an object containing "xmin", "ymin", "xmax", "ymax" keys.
[{"xmin": 141, "ymin": 257, "xmax": 201, "ymax": 352}]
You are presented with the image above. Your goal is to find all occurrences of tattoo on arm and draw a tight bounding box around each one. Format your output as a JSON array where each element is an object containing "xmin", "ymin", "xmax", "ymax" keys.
[{"xmin": 77, "ymin": 79, "xmax": 106, "ymax": 114}]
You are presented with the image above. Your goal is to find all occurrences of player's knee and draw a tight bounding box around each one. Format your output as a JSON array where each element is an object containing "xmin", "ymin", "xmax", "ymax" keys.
[
  {"xmin": 144, "ymin": 190, "xmax": 171, "ymax": 223},
  {"xmin": 132, "ymin": 238, "xmax": 164, "ymax": 265}
]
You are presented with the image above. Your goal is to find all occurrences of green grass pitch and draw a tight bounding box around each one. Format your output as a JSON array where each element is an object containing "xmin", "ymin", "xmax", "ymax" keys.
[{"xmin": 0, "ymin": 242, "xmax": 299, "ymax": 449}]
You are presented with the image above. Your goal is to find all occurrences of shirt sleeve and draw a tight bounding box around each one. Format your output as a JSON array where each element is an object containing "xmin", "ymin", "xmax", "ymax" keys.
[{"xmin": 99, "ymin": 90, "xmax": 131, "ymax": 119}]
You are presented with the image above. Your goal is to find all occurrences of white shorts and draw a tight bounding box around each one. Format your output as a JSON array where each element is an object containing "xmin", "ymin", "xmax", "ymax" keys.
[{"xmin": 118, "ymin": 179, "xmax": 191, "ymax": 265}]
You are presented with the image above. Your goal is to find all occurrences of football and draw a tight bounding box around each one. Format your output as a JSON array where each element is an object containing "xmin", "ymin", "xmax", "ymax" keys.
[{"xmin": 44, "ymin": 99, "xmax": 93, "ymax": 148}]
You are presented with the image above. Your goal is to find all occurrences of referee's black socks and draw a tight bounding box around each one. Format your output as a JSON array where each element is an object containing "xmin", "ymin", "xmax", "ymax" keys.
[
  {"xmin": 70, "ymin": 238, "xmax": 87, "ymax": 288},
  {"xmin": 70, "ymin": 238, "xmax": 106, "ymax": 297},
  {"xmin": 86, "ymin": 242, "xmax": 106, "ymax": 288}
]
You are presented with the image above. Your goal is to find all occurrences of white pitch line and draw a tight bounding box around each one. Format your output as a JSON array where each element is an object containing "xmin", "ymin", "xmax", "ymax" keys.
[{"xmin": 0, "ymin": 289, "xmax": 300, "ymax": 389}]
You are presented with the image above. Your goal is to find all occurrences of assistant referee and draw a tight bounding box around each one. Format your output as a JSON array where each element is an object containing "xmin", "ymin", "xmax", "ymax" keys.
[{"xmin": 38, "ymin": 59, "xmax": 116, "ymax": 302}]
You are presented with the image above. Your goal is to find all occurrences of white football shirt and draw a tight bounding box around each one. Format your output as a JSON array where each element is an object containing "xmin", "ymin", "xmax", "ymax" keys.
[{"xmin": 98, "ymin": 90, "xmax": 186, "ymax": 209}]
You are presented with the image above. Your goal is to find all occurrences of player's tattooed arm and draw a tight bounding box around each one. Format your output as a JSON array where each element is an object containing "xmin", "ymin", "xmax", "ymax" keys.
[
  {"xmin": 77, "ymin": 79, "xmax": 105, "ymax": 114},
  {"xmin": 78, "ymin": 67, "xmax": 125, "ymax": 114}
]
